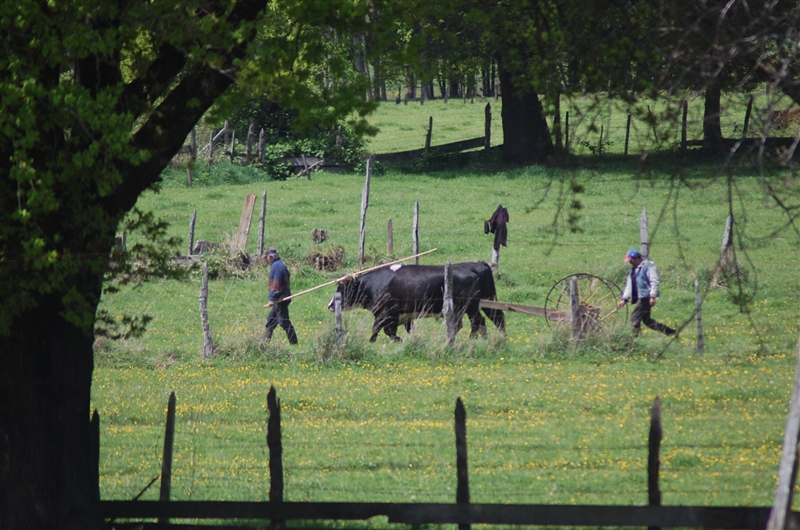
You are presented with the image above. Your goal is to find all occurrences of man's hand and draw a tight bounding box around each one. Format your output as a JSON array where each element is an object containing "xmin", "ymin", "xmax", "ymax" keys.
[
  {"xmin": 649, "ymin": 297, "xmax": 657, "ymax": 307},
  {"xmin": 616, "ymin": 300, "xmax": 627, "ymax": 310}
]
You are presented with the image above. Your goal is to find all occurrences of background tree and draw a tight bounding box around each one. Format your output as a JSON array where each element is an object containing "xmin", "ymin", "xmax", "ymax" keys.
[{"xmin": 0, "ymin": 1, "xmax": 405, "ymax": 528}]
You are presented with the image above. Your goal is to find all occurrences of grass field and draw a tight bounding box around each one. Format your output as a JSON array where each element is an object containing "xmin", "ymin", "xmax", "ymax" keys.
[{"xmin": 94, "ymin": 96, "xmax": 800, "ymax": 520}]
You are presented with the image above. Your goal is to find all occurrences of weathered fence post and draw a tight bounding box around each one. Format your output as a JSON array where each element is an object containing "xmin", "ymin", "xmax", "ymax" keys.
[
  {"xmin": 158, "ymin": 392, "xmax": 176, "ymax": 525},
  {"xmin": 257, "ymin": 191, "xmax": 267, "ymax": 257},
  {"xmin": 188, "ymin": 209, "xmax": 197, "ymax": 256},
  {"xmin": 245, "ymin": 122, "xmax": 255, "ymax": 165},
  {"xmin": 334, "ymin": 291, "xmax": 344, "ymax": 344},
  {"xmin": 640, "ymin": 208, "xmax": 650, "ymax": 259},
  {"xmin": 598, "ymin": 125, "xmax": 604, "ymax": 156},
  {"xmin": 358, "ymin": 158, "xmax": 372, "ymax": 267},
  {"xmin": 207, "ymin": 130, "xmax": 214, "ymax": 165},
  {"xmin": 387, "ymin": 218, "xmax": 394, "ymax": 255},
  {"xmin": 229, "ymin": 129, "xmax": 236, "ymax": 163},
  {"xmin": 647, "ymin": 105, "xmax": 659, "ymax": 144},
  {"xmin": 258, "ymin": 128, "xmax": 266, "ymax": 164},
  {"xmin": 455, "ymin": 397, "xmax": 470, "ymax": 530},
  {"xmin": 188, "ymin": 127, "xmax": 196, "ymax": 187},
  {"xmin": 224, "ymin": 120, "xmax": 230, "ymax": 146},
  {"xmin": 200, "ymin": 262, "xmax": 214, "ymax": 358},
  {"xmin": 484, "ymin": 103, "xmax": 491, "ymax": 151},
  {"xmin": 712, "ymin": 214, "xmax": 733, "ymax": 287},
  {"xmin": 695, "ymin": 279, "xmax": 704, "ymax": 354},
  {"xmin": 444, "ymin": 262, "xmax": 456, "ymax": 346},
  {"xmin": 490, "ymin": 245, "xmax": 499, "ymax": 271},
  {"xmin": 624, "ymin": 113, "xmax": 632, "ymax": 156},
  {"xmin": 681, "ymin": 101, "xmax": 688, "ymax": 154},
  {"xmin": 766, "ymin": 335, "xmax": 800, "ymax": 530},
  {"xmin": 742, "ymin": 95, "xmax": 754, "ymax": 140},
  {"xmin": 569, "ymin": 276, "xmax": 583, "ymax": 340},
  {"xmin": 267, "ymin": 386, "xmax": 284, "ymax": 529},
  {"xmin": 564, "ymin": 111, "xmax": 570, "ymax": 154},
  {"xmin": 90, "ymin": 410, "xmax": 100, "ymax": 504},
  {"xmin": 648, "ymin": 397, "xmax": 662, "ymax": 530},
  {"xmin": 425, "ymin": 116, "xmax": 433, "ymax": 151},
  {"xmin": 412, "ymin": 201, "xmax": 420, "ymax": 264}
]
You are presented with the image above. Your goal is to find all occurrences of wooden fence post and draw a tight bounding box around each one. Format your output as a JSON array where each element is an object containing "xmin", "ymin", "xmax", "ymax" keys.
[
  {"xmin": 188, "ymin": 209, "xmax": 197, "ymax": 256},
  {"xmin": 188, "ymin": 127, "xmax": 196, "ymax": 187},
  {"xmin": 257, "ymin": 191, "xmax": 267, "ymax": 257},
  {"xmin": 648, "ymin": 397, "xmax": 663, "ymax": 530},
  {"xmin": 484, "ymin": 103, "xmax": 491, "ymax": 151},
  {"xmin": 425, "ymin": 116, "xmax": 433, "ymax": 151},
  {"xmin": 640, "ymin": 208, "xmax": 650, "ymax": 260},
  {"xmin": 359, "ymin": 158, "xmax": 372, "ymax": 267},
  {"xmin": 598, "ymin": 125, "xmax": 604, "ymax": 156},
  {"xmin": 158, "ymin": 392, "xmax": 176, "ymax": 525},
  {"xmin": 624, "ymin": 113, "xmax": 632, "ymax": 156},
  {"xmin": 569, "ymin": 276, "xmax": 583, "ymax": 340},
  {"xmin": 712, "ymin": 215, "xmax": 733, "ymax": 287},
  {"xmin": 267, "ymin": 386, "xmax": 284, "ymax": 529},
  {"xmin": 565, "ymin": 111, "xmax": 570, "ymax": 154},
  {"xmin": 90, "ymin": 409, "xmax": 100, "ymax": 504},
  {"xmin": 681, "ymin": 101, "xmax": 688, "ymax": 154},
  {"xmin": 229, "ymin": 130, "xmax": 236, "ymax": 163},
  {"xmin": 647, "ymin": 105, "xmax": 659, "ymax": 144},
  {"xmin": 455, "ymin": 397, "xmax": 470, "ymax": 530},
  {"xmin": 258, "ymin": 128, "xmax": 266, "ymax": 164},
  {"xmin": 444, "ymin": 262, "xmax": 456, "ymax": 346},
  {"xmin": 200, "ymin": 262, "xmax": 214, "ymax": 358},
  {"xmin": 766, "ymin": 334, "xmax": 800, "ymax": 530},
  {"xmin": 245, "ymin": 122, "xmax": 255, "ymax": 165},
  {"xmin": 413, "ymin": 201, "xmax": 420, "ymax": 264},
  {"xmin": 224, "ymin": 120, "xmax": 230, "ymax": 147},
  {"xmin": 387, "ymin": 218, "xmax": 393, "ymax": 255},
  {"xmin": 334, "ymin": 291, "xmax": 344, "ymax": 344},
  {"xmin": 695, "ymin": 279, "xmax": 704, "ymax": 354},
  {"xmin": 742, "ymin": 95, "xmax": 754, "ymax": 140}
]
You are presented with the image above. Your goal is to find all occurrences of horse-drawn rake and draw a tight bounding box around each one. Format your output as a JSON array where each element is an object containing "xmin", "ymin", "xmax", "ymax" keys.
[{"xmin": 481, "ymin": 274, "xmax": 628, "ymax": 336}]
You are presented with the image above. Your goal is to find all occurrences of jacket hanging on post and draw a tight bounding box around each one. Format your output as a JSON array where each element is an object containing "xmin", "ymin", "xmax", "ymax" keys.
[{"xmin": 484, "ymin": 205, "xmax": 509, "ymax": 251}]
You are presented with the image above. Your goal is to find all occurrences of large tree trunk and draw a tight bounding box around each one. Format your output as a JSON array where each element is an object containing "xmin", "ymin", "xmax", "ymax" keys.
[
  {"xmin": 1, "ymin": 298, "xmax": 102, "ymax": 529},
  {"xmin": 499, "ymin": 64, "xmax": 554, "ymax": 164},
  {"xmin": 703, "ymin": 81, "xmax": 725, "ymax": 154}
]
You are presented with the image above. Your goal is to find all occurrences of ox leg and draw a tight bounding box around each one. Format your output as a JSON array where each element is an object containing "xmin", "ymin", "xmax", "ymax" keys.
[
  {"xmin": 482, "ymin": 306, "xmax": 506, "ymax": 334},
  {"xmin": 467, "ymin": 306, "xmax": 487, "ymax": 339},
  {"xmin": 372, "ymin": 312, "xmax": 401, "ymax": 342}
]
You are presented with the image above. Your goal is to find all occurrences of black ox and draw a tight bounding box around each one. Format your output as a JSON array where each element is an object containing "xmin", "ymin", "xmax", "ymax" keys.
[{"xmin": 329, "ymin": 262, "xmax": 505, "ymax": 342}]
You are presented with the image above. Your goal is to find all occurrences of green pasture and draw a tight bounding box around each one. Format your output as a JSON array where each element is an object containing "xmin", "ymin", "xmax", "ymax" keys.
[{"xmin": 94, "ymin": 98, "xmax": 800, "ymax": 518}]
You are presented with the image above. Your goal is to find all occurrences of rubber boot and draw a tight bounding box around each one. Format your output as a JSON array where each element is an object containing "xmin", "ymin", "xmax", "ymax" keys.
[
  {"xmin": 286, "ymin": 325, "xmax": 298, "ymax": 345},
  {"xmin": 262, "ymin": 327, "xmax": 273, "ymax": 343}
]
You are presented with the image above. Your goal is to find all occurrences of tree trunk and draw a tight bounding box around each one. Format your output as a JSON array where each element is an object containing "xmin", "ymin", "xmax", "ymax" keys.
[
  {"xmin": 1, "ymin": 299, "xmax": 102, "ymax": 529},
  {"xmin": 703, "ymin": 82, "xmax": 725, "ymax": 154},
  {"xmin": 499, "ymin": 64, "xmax": 554, "ymax": 164}
]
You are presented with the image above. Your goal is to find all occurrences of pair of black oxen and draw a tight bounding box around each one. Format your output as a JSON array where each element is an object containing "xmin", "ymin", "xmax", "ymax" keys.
[{"xmin": 329, "ymin": 262, "xmax": 506, "ymax": 342}]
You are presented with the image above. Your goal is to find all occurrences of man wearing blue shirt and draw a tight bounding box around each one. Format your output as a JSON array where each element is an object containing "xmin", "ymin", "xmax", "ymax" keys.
[
  {"xmin": 616, "ymin": 249, "xmax": 676, "ymax": 336},
  {"xmin": 263, "ymin": 247, "xmax": 298, "ymax": 344}
]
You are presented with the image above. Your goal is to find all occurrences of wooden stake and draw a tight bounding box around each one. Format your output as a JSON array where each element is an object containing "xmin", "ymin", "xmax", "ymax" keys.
[
  {"xmin": 695, "ymin": 279, "xmax": 704, "ymax": 354},
  {"xmin": 484, "ymin": 103, "xmax": 491, "ymax": 151},
  {"xmin": 640, "ymin": 208, "xmax": 650, "ymax": 259},
  {"xmin": 455, "ymin": 397, "xmax": 470, "ymax": 530},
  {"xmin": 267, "ymin": 386, "xmax": 284, "ymax": 529},
  {"xmin": 425, "ymin": 116, "xmax": 433, "ymax": 150},
  {"xmin": 359, "ymin": 158, "xmax": 372, "ymax": 266},
  {"xmin": 413, "ymin": 201, "xmax": 420, "ymax": 264},
  {"xmin": 648, "ymin": 397, "xmax": 663, "ymax": 530},
  {"xmin": 158, "ymin": 392, "xmax": 176, "ymax": 525},
  {"xmin": 188, "ymin": 209, "xmax": 197, "ymax": 256},
  {"xmin": 624, "ymin": 113, "xmax": 632, "ymax": 156},
  {"xmin": 387, "ymin": 218, "xmax": 393, "ymax": 255},
  {"xmin": 200, "ymin": 263, "xmax": 213, "ymax": 358},
  {"xmin": 257, "ymin": 191, "xmax": 267, "ymax": 257},
  {"xmin": 443, "ymin": 261, "xmax": 456, "ymax": 346}
]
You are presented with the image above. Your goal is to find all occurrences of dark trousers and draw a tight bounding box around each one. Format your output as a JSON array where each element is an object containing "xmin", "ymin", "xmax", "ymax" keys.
[
  {"xmin": 631, "ymin": 300, "xmax": 676, "ymax": 336},
  {"xmin": 264, "ymin": 302, "xmax": 298, "ymax": 344}
]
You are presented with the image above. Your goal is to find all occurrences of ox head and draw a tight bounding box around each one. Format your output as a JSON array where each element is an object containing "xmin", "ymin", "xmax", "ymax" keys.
[{"xmin": 327, "ymin": 275, "xmax": 363, "ymax": 312}]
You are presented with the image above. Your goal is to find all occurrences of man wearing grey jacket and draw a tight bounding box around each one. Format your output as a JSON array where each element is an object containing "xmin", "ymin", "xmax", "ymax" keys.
[{"xmin": 616, "ymin": 249, "xmax": 676, "ymax": 336}]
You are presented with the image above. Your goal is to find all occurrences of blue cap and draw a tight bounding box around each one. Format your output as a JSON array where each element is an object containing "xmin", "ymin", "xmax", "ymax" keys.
[{"xmin": 625, "ymin": 249, "xmax": 641, "ymax": 262}]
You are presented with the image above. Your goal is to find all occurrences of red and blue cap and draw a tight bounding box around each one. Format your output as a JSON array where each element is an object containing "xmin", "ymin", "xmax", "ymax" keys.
[{"xmin": 625, "ymin": 249, "xmax": 642, "ymax": 262}]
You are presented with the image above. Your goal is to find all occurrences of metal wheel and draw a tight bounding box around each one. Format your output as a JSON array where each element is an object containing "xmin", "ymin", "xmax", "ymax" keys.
[{"xmin": 544, "ymin": 274, "xmax": 627, "ymax": 331}]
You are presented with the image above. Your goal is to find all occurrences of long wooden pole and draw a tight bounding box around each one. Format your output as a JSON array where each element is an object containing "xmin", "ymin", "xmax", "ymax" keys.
[{"xmin": 263, "ymin": 248, "xmax": 438, "ymax": 307}]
